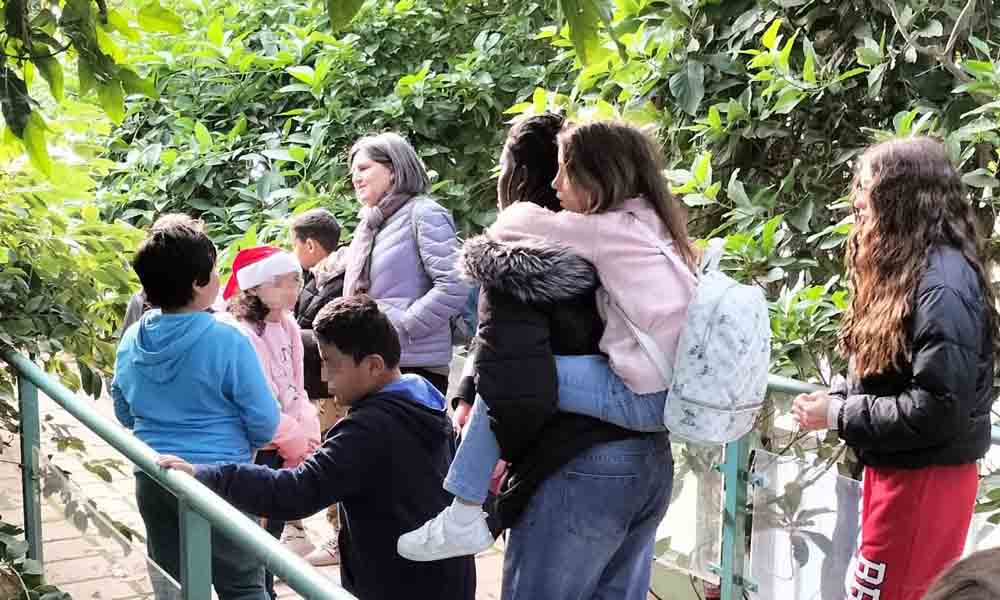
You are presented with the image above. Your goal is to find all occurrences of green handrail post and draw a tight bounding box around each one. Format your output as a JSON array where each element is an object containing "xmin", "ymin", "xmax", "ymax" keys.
[
  {"xmin": 180, "ymin": 499, "xmax": 212, "ymax": 599},
  {"xmin": 715, "ymin": 375, "xmax": 823, "ymax": 600},
  {"xmin": 718, "ymin": 434, "xmax": 751, "ymax": 600},
  {"xmin": 18, "ymin": 373, "xmax": 43, "ymax": 565}
]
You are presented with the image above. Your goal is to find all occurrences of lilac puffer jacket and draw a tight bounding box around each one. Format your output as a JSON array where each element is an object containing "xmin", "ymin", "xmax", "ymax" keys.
[{"xmin": 364, "ymin": 195, "xmax": 468, "ymax": 368}]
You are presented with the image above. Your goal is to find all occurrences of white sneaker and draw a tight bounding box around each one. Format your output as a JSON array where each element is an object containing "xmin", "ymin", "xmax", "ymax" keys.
[
  {"xmin": 280, "ymin": 525, "xmax": 315, "ymax": 557},
  {"xmin": 305, "ymin": 535, "xmax": 341, "ymax": 567},
  {"xmin": 397, "ymin": 504, "xmax": 493, "ymax": 562}
]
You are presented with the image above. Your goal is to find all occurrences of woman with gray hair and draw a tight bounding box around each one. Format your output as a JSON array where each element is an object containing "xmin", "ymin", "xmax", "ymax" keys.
[{"xmin": 341, "ymin": 132, "xmax": 468, "ymax": 393}]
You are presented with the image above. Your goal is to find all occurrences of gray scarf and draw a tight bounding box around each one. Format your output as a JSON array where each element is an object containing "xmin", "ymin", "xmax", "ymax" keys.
[{"xmin": 343, "ymin": 191, "xmax": 413, "ymax": 296}]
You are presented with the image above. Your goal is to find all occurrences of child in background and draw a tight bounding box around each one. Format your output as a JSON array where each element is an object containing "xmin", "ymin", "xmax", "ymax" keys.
[
  {"xmin": 290, "ymin": 207, "xmax": 348, "ymax": 567},
  {"xmin": 222, "ymin": 245, "xmax": 321, "ymax": 596}
]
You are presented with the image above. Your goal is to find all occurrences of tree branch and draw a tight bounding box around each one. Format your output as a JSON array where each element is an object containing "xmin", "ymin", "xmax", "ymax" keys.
[
  {"xmin": 884, "ymin": 0, "xmax": 972, "ymax": 84},
  {"xmin": 944, "ymin": 0, "xmax": 975, "ymax": 57}
]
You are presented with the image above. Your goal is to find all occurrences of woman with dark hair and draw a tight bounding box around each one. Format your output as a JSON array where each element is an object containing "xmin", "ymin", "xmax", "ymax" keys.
[
  {"xmin": 794, "ymin": 137, "xmax": 998, "ymax": 600},
  {"xmin": 343, "ymin": 132, "xmax": 468, "ymax": 393},
  {"xmin": 401, "ymin": 116, "xmax": 688, "ymax": 599}
]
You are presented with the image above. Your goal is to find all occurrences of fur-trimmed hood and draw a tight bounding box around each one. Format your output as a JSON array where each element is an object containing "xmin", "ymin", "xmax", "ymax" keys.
[{"xmin": 459, "ymin": 234, "xmax": 597, "ymax": 304}]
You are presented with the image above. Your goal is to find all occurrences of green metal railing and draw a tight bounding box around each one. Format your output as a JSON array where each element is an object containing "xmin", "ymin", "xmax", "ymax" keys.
[
  {"xmin": 3, "ymin": 349, "xmax": 356, "ymax": 600},
  {"xmin": 713, "ymin": 374, "xmax": 1000, "ymax": 600}
]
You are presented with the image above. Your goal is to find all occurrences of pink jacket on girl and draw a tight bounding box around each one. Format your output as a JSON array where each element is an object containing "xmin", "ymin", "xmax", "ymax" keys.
[
  {"xmin": 489, "ymin": 197, "xmax": 697, "ymax": 394},
  {"xmin": 221, "ymin": 312, "xmax": 320, "ymax": 466}
]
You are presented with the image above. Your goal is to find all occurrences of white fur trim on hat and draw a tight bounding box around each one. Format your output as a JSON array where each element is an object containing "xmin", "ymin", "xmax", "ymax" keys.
[{"xmin": 236, "ymin": 251, "xmax": 301, "ymax": 290}]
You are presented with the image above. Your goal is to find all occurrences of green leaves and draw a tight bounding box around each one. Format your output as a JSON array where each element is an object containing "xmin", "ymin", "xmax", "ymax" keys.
[
  {"xmin": 97, "ymin": 80, "xmax": 126, "ymax": 124},
  {"xmin": 194, "ymin": 121, "xmax": 213, "ymax": 150},
  {"xmin": 0, "ymin": 68, "xmax": 31, "ymax": 137},
  {"xmin": 670, "ymin": 60, "xmax": 705, "ymax": 116},
  {"xmin": 34, "ymin": 57, "xmax": 65, "ymax": 102},
  {"xmin": 559, "ymin": 0, "xmax": 612, "ymax": 65},
  {"xmin": 23, "ymin": 113, "xmax": 52, "ymax": 177},
  {"xmin": 801, "ymin": 38, "xmax": 817, "ymax": 84},
  {"xmin": 855, "ymin": 39, "xmax": 882, "ymax": 67},
  {"xmin": 137, "ymin": 1, "xmax": 183, "ymax": 34},
  {"xmin": 207, "ymin": 15, "xmax": 225, "ymax": 46},
  {"xmin": 327, "ymin": 0, "xmax": 365, "ymax": 31},
  {"xmin": 761, "ymin": 19, "xmax": 782, "ymax": 50},
  {"xmin": 287, "ymin": 65, "xmax": 316, "ymax": 86}
]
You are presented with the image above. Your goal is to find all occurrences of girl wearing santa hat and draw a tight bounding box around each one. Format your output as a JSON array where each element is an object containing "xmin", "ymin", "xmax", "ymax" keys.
[{"xmin": 222, "ymin": 245, "xmax": 322, "ymax": 595}]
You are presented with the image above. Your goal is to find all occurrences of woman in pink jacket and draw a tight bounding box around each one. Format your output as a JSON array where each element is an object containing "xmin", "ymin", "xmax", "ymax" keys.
[
  {"xmin": 399, "ymin": 120, "xmax": 698, "ymax": 564},
  {"xmin": 222, "ymin": 246, "xmax": 321, "ymax": 598}
]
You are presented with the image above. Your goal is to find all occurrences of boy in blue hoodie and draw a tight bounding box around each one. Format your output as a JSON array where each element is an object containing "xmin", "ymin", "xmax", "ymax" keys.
[
  {"xmin": 158, "ymin": 295, "xmax": 476, "ymax": 600},
  {"xmin": 112, "ymin": 215, "xmax": 280, "ymax": 600}
]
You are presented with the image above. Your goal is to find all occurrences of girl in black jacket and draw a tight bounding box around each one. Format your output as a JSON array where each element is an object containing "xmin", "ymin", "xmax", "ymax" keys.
[{"xmin": 793, "ymin": 137, "xmax": 998, "ymax": 600}]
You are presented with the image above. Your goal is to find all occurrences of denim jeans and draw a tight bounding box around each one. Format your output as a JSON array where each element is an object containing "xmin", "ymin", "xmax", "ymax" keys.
[
  {"xmin": 136, "ymin": 472, "xmax": 268, "ymax": 600},
  {"xmin": 444, "ymin": 355, "xmax": 667, "ymax": 504},
  {"xmin": 556, "ymin": 355, "xmax": 667, "ymax": 433},
  {"xmin": 502, "ymin": 434, "xmax": 673, "ymax": 600}
]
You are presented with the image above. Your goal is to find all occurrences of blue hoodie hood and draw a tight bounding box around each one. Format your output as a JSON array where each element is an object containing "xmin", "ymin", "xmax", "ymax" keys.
[
  {"xmin": 129, "ymin": 310, "xmax": 216, "ymax": 384},
  {"xmin": 380, "ymin": 374, "xmax": 446, "ymax": 412},
  {"xmin": 112, "ymin": 310, "xmax": 279, "ymax": 465}
]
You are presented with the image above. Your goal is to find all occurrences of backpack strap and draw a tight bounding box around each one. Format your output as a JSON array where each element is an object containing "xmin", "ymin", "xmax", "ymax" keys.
[
  {"xmin": 611, "ymin": 211, "xmax": 687, "ymax": 387},
  {"xmin": 618, "ymin": 300, "xmax": 674, "ymax": 387},
  {"xmin": 699, "ymin": 238, "xmax": 725, "ymax": 274}
]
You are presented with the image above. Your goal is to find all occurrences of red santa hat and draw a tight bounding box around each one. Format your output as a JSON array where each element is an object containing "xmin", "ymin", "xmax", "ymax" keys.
[{"xmin": 222, "ymin": 245, "xmax": 301, "ymax": 300}]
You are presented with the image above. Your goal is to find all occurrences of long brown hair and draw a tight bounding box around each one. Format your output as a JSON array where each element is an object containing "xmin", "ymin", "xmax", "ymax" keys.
[
  {"xmin": 228, "ymin": 290, "xmax": 268, "ymax": 335},
  {"xmin": 838, "ymin": 136, "xmax": 999, "ymax": 377},
  {"xmin": 498, "ymin": 113, "xmax": 564, "ymax": 212},
  {"xmin": 923, "ymin": 547, "xmax": 1000, "ymax": 600},
  {"xmin": 557, "ymin": 120, "xmax": 696, "ymax": 270}
]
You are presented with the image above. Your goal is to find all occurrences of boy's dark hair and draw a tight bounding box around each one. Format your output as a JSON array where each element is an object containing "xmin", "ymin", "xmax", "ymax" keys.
[
  {"xmin": 291, "ymin": 208, "xmax": 342, "ymax": 253},
  {"xmin": 227, "ymin": 291, "xmax": 268, "ymax": 333},
  {"xmin": 313, "ymin": 295, "xmax": 401, "ymax": 368},
  {"xmin": 132, "ymin": 214, "xmax": 216, "ymax": 311}
]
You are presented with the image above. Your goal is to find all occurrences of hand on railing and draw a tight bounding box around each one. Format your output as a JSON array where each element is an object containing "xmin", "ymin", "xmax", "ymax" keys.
[
  {"xmin": 792, "ymin": 391, "xmax": 833, "ymax": 431},
  {"xmin": 157, "ymin": 455, "xmax": 196, "ymax": 476}
]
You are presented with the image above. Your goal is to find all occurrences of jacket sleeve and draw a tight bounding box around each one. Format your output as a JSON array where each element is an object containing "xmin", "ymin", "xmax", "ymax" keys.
[
  {"xmin": 119, "ymin": 293, "xmax": 146, "ymax": 338},
  {"xmin": 225, "ymin": 335, "xmax": 281, "ymax": 450},
  {"xmin": 394, "ymin": 201, "xmax": 469, "ymax": 341},
  {"xmin": 195, "ymin": 414, "xmax": 382, "ymax": 521},
  {"xmin": 111, "ymin": 376, "xmax": 134, "ymax": 430},
  {"xmin": 839, "ymin": 285, "xmax": 983, "ymax": 452},
  {"xmin": 475, "ymin": 289, "xmax": 559, "ymax": 462},
  {"xmin": 268, "ymin": 317, "xmax": 322, "ymax": 466},
  {"xmin": 451, "ymin": 342, "xmax": 478, "ymax": 410}
]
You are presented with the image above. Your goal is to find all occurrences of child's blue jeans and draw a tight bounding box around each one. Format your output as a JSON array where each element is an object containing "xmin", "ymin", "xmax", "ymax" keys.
[{"xmin": 444, "ymin": 355, "xmax": 667, "ymax": 504}]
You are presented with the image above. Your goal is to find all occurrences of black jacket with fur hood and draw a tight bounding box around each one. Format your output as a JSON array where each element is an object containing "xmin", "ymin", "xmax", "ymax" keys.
[{"xmin": 458, "ymin": 235, "xmax": 637, "ymax": 526}]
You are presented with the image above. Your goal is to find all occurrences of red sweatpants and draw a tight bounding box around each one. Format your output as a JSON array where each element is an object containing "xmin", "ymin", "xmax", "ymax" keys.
[{"xmin": 847, "ymin": 463, "xmax": 978, "ymax": 600}]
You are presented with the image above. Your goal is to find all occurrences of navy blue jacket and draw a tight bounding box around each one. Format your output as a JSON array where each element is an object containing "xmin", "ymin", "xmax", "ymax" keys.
[{"xmin": 196, "ymin": 379, "xmax": 476, "ymax": 600}]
